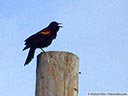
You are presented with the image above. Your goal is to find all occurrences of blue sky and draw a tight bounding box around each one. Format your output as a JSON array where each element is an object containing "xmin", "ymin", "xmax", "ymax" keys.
[{"xmin": 0, "ymin": 0, "xmax": 128, "ymax": 96}]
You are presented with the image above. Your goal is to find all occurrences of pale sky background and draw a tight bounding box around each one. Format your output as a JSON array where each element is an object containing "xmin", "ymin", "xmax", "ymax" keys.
[{"xmin": 0, "ymin": 0, "xmax": 128, "ymax": 96}]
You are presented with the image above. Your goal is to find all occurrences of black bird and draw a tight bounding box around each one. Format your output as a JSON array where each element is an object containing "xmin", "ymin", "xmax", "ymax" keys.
[{"xmin": 23, "ymin": 21, "xmax": 62, "ymax": 65}]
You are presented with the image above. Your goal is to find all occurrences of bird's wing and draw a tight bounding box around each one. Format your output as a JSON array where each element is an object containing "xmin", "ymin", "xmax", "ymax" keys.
[
  {"xmin": 24, "ymin": 29, "xmax": 51, "ymax": 45},
  {"xmin": 39, "ymin": 29, "xmax": 51, "ymax": 35}
]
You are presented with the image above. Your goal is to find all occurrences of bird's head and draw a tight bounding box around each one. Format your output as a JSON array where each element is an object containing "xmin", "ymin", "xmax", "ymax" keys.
[{"xmin": 49, "ymin": 21, "xmax": 63, "ymax": 28}]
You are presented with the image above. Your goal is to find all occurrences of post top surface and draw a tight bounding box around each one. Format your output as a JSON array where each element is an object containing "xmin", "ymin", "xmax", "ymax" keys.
[{"xmin": 37, "ymin": 51, "xmax": 79, "ymax": 59}]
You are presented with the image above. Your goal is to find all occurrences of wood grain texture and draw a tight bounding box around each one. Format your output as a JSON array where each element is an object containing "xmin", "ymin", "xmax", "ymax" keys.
[{"xmin": 35, "ymin": 51, "xmax": 79, "ymax": 96}]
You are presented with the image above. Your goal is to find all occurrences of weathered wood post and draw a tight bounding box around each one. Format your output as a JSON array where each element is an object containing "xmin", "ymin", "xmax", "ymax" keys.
[{"xmin": 35, "ymin": 51, "xmax": 79, "ymax": 96}]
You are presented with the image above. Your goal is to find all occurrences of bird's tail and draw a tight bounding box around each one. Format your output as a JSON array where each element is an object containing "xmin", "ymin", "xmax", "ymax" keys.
[{"xmin": 24, "ymin": 48, "xmax": 36, "ymax": 66}]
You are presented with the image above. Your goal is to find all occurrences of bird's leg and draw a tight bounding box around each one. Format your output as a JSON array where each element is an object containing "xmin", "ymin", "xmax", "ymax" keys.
[{"xmin": 40, "ymin": 48, "xmax": 45, "ymax": 53}]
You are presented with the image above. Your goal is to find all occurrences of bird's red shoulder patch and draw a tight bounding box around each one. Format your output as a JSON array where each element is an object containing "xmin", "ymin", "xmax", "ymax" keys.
[{"xmin": 40, "ymin": 30, "xmax": 51, "ymax": 35}]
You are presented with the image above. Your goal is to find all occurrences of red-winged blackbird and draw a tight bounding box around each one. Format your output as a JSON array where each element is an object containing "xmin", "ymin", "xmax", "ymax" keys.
[{"xmin": 23, "ymin": 21, "xmax": 62, "ymax": 65}]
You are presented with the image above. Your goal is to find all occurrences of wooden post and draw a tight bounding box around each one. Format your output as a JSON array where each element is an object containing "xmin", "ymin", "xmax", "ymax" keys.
[{"xmin": 35, "ymin": 51, "xmax": 79, "ymax": 96}]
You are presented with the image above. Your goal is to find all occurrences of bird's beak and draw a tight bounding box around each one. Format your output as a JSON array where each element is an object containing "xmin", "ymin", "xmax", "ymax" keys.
[{"xmin": 58, "ymin": 23, "xmax": 63, "ymax": 28}]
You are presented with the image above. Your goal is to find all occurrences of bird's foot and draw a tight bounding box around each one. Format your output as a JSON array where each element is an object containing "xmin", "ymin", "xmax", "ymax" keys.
[{"xmin": 40, "ymin": 48, "xmax": 45, "ymax": 53}]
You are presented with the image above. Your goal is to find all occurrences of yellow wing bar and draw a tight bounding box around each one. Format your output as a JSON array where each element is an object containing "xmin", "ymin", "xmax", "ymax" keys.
[{"xmin": 40, "ymin": 31, "xmax": 51, "ymax": 35}]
